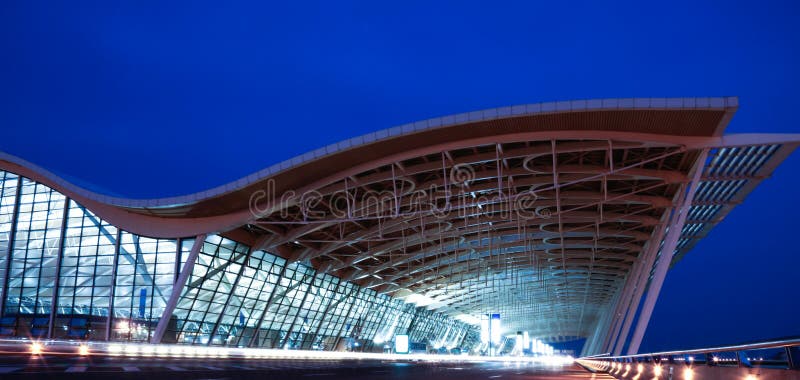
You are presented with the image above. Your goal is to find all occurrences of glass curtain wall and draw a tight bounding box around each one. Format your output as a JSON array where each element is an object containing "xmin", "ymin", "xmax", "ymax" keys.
[
  {"xmin": 0, "ymin": 171, "xmax": 20, "ymax": 318},
  {"xmin": 0, "ymin": 170, "xmax": 477, "ymax": 351},
  {"xmin": 4, "ymin": 177, "xmax": 66, "ymax": 338}
]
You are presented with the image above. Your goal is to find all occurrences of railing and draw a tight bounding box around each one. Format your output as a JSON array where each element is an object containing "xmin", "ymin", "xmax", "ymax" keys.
[{"xmin": 576, "ymin": 337, "xmax": 800, "ymax": 380}]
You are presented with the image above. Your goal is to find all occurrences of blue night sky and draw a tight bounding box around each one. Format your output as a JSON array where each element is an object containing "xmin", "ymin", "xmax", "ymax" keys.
[{"xmin": 1, "ymin": 1, "xmax": 799, "ymax": 352}]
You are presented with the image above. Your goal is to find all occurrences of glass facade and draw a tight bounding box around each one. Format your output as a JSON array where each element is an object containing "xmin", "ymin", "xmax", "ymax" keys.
[
  {"xmin": 0, "ymin": 171, "xmax": 20, "ymax": 316},
  {"xmin": 0, "ymin": 170, "xmax": 478, "ymax": 351}
]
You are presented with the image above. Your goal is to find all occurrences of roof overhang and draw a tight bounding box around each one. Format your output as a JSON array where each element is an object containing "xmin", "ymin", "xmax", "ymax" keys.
[{"xmin": 2, "ymin": 97, "xmax": 798, "ymax": 336}]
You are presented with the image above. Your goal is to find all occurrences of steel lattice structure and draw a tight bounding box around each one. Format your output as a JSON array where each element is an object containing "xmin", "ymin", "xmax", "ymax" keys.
[{"xmin": 1, "ymin": 97, "xmax": 797, "ymax": 355}]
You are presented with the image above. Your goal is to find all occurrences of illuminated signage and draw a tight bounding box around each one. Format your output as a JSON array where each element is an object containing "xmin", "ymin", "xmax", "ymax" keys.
[{"xmin": 395, "ymin": 334, "xmax": 409, "ymax": 354}]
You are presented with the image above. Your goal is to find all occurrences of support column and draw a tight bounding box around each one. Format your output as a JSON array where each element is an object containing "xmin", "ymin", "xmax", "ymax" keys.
[
  {"xmin": 612, "ymin": 221, "xmax": 669, "ymax": 355},
  {"xmin": 0, "ymin": 176, "xmax": 22, "ymax": 316},
  {"xmin": 173, "ymin": 238, "xmax": 183, "ymax": 283},
  {"xmin": 105, "ymin": 229, "xmax": 122, "ymax": 341},
  {"xmin": 595, "ymin": 293, "xmax": 620, "ymax": 354},
  {"xmin": 150, "ymin": 233, "xmax": 207, "ymax": 344},
  {"xmin": 604, "ymin": 217, "xmax": 664, "ymax": 354},
  {"xmin": 602, "ymin": 258, "xmax": 644, "ymax": 354},
  {"xmin": 47, "ymin": 199, "xmax": 71, "ymax": 338},
  {"xmin": 588, "ymin": 296, "xmax": 618, "ymax": 355},
  {"xmin": 626, "ymin": 149, "xmax": 709, "ymax": 354},
  {"xmin": 582, "ymin": 311, "xmax": 609, "ymax": 356}
]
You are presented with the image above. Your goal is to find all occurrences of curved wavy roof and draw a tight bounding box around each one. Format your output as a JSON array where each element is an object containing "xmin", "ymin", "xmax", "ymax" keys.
[
  {"xmin": 1, "ymin": 97, "xmax": 741, "ymax": 233},
  {"xmin": 3, "ymin": 96, "xmax": 799, "ymax": 338}
]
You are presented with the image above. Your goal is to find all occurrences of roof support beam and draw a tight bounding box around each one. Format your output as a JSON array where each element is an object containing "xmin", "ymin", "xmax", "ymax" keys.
[
  {"xmin": 626, "ymin": 149, "xmax": 709, "ymax": 354},
  {"xmin": 151, "ymin": 233, "xmax": 207, "ymax": 344},
  {"xmin": 602, "ymin": 248, "xmax": 647, "ymax": 354},
  {"xmin": 612, "ymin": 216, "xmax": 668, "ymax": 355}
]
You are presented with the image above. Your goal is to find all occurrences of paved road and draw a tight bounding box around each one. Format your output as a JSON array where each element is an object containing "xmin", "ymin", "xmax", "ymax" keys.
[{"xmin": 0, "ymin": 354, "xmax": 612, "ymax": 379}]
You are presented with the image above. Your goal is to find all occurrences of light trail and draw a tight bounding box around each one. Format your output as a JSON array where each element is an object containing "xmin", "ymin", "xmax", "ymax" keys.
[{"xmin": 0, "ymin": 338, "xmax": 574, "ymax": 365}]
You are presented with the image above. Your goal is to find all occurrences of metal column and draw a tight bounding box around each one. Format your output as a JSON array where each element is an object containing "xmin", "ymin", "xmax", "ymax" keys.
[
  {"xmin": 612, "ymin": 221, "xmax": 668, "ymax": 355},
  {"xmin": 602, "ymin": 257, "xmax": 644, "ymax": 354},
  {"xmin": 0, "ymin": 176, "xmax": 22, "ymax": 316},
  {"xmin": 47, "ymin": 199, "xmax": 71, "ymax": 338},
  {"xmin": 626, "ymin": 149, "xmax": 709, "ymax": 354},
  {"xmin": 150, "ymin": 233, "xmax": 207, "ymax": 344},
  {"xmin": 105, "ymin": 229, "xmax": 122, "ymax": 341},
  {"xmin": 173, "ymin": 238, "xmax": 183, "ymax": 284}
]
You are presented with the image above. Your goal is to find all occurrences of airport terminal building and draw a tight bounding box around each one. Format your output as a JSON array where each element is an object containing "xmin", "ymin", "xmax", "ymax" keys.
[
  {"xmin": 0, "ymin": 97, "xmax": 796, "ymax": 356},
  {"xmin": 0, "ymin": 170, "xmax": 476, "ymax": 351}
]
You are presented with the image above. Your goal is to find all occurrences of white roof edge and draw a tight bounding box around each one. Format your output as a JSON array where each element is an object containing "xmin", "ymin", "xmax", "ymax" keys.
[{"xmin": 0, "ymin": 97, "xmax": 738, "ymax": 209}]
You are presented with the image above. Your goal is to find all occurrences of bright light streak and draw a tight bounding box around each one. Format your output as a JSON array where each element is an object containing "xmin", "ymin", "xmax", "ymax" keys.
[
  {"xmin": 156, "ymin": 345, "xmax": 170, "ymax": 357},
  {"xmin": 3, "ymin": 339, "xmax": 580, "ymax": 366},
  {"xmin": 745, "ymin": 376, "xmax": 757, "ymax": 380},
  {"xmin": 536, "ymin": 355, "xmax": 574, "ymax": 366},
  {"xmin": 683, "ymin": 367, "xmax": 694, "ymax": 380},
  {"xmin": 124, "ymin": 345, "xmax": 139, "ymax": 356},
  {"xmin": 654, "ymin": 364, "xmax": 663, "ymax": 376},
  {"xmin": 637, "ymin": 363, "xmax": 643, "ymax": 373},
  {"xmin": 140, "ymin": 345, "xmax": 154, "ymax": 356},
  {"xmin": 108, "ymin": 345, "xmax": 122, "ymax": 355}
]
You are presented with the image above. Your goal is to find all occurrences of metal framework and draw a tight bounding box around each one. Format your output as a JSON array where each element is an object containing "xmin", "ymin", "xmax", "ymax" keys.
[
  {"xmin": 0, "ymin": 97, "xmax": 797, "ymax": 354},
  {"xmin": 0, "ymin": 183, "xmax": 474, "ymax": 349}
]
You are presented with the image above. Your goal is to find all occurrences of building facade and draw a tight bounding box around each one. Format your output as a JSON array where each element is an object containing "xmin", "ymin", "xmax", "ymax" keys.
[
  {"xmin": 0, "ymin": 170, "xmax": 477, "ymax": 350},
  {"xmin": 1, "ymin": 97, "xmax": 797, "ymax": 355}
]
